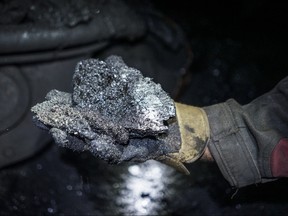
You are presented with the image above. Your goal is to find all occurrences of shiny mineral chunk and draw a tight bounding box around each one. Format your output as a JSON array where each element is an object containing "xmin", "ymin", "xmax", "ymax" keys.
[
  {"xmin": 72, "ymin": 55, "xmax": 175, "ymax": 136},
  {"xmin": 31, "ymin": 55, "xmax": 178, "ymax": 163}
]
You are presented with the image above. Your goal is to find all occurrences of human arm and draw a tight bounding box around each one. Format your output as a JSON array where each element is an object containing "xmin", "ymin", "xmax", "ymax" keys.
[{"xmin": 202, "ymin": 76, "xmax": 288, "ymax": 187}]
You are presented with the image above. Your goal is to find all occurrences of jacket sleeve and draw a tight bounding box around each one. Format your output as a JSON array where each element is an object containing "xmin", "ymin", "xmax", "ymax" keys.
[{"xmin": 203, "ymin": 76, "xmax": 288, "ymax": 188}]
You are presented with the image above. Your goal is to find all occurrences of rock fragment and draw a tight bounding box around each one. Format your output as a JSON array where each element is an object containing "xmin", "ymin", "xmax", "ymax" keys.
[{"xmin": 31, "ymin": 55, "xmax": 179, "ymax": 163}]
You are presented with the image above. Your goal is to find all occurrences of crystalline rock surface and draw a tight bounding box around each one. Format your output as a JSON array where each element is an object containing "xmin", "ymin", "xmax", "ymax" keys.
[{"xmin": 31, "ymin": 56, "xmax": 179, "ymax": 163}]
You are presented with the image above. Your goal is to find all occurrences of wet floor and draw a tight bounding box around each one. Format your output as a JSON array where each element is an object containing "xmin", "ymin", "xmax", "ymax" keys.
[
  {"xmin": 0, "ymin": 141, "xmax": 288, "ymax": 215},
  {"xmin": 1, "ymin": 0, "xmax": 288, "ymax": 215}
]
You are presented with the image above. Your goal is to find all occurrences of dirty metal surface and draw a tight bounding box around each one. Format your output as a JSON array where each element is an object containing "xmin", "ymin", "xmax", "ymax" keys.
[{"xmin": 0, "ymin": 0, "xmax": 146, "ymax": 55}]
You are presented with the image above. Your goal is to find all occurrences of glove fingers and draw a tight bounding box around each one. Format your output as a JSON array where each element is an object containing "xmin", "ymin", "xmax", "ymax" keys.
[
  {"xmin": 156, "ymin": 156, "xmax": 190, "ymax": 175},
  {"xmin": 50, "ymin": 127, "xmax": 87, "ymax": 151}
]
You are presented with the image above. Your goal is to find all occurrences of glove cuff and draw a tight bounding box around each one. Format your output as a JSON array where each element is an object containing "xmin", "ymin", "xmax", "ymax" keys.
[
  {"xmin": 157, "ymin": 102, "xmax": 210, "ymax": 175},
  {"xmin": 174, "ymin": 102, "xmax": 210, "ymax": 163}
]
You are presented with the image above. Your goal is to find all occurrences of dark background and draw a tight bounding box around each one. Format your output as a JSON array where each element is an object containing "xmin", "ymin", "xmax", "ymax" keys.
[
  {"xmin": 0, "ymin": 0, "xmax": 288, "ymax": 215},
  {"xmin": 153, "ymin": 0, "xmax": 288, "ymax": 105}
]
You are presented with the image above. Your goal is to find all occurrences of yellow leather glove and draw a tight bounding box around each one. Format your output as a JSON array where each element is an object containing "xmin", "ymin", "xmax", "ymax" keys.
[{"xmin": 157, "ymin": 102, "xmax": 210, "ymax": 174}]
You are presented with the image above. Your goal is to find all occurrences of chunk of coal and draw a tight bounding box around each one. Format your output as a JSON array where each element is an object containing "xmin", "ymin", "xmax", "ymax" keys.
[{"xmin": 31, "ymin": 55, "xmax": 179, "ymax": 163}]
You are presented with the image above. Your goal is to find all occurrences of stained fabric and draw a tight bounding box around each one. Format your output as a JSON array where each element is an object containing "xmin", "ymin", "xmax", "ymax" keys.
[
  {"xmin": 271, "ymin": 138, "xmax": 288, "ymax": 177},
  {"xmin": 205, "ymin": 76, "xmax": 288, "ymax": 187}
]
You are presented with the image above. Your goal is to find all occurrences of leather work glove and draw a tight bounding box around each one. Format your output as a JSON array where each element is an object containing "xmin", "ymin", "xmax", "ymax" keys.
[
  {"xmin": 30, "ymin": 54, "xmax": 214, "ymax": 177},
  {"xmin": 32, "ymin": 95, "xmax": 210, "ymax": 174},
  {"xmin": 31, "ymin": 56, "xmax": 211, "ymax": 174},
  {"xmin": 156, "ymin": 102, "xmax": 210, "ymax": 174}
]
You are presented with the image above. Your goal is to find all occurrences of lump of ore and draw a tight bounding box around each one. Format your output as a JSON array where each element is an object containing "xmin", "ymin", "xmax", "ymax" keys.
[
  {"xmin": 31, "ymin": 56, "xmax": 179, "ymax": 163},
  {"xmin": 72, "ymin": 56, "xmax": 175, "ymax": 136}
]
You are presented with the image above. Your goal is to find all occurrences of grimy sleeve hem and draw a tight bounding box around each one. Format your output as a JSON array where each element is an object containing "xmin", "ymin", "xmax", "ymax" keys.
[
  {"xmin": 203, "ymin": 76, "xmax": 288, "ymax": 187},
  {"xmin": 204, "ymin": 100, "xmax": 264, "ymax": 188}
]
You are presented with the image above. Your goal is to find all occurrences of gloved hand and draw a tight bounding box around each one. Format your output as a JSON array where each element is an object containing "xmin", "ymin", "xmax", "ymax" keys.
[
  {"xmin": 32, "ymin": 97, "xmax": 210, "ymax": 174},
  {"xmin": 31, "ymin": 56, "xmax": 211, "ymax": 174},
  {"xmin": 156, "ymin": 102, "xmax": 210, "ymax": 174}
]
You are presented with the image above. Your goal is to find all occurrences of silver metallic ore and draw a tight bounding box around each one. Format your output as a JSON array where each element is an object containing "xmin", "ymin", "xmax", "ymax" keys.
[{"xmin": 31, "ymin": 56, "xmax": 180, "ymax": 163}]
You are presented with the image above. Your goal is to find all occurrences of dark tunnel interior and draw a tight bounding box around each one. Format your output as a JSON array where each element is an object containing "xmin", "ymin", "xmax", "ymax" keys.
[{"xmin": 0, "ymin": 0, "xmax": 288, "ymax": 215}]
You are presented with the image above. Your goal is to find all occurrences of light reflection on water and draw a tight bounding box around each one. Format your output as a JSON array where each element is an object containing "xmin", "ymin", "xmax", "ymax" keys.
[{"xmin": 117, "ymin": 160, "xmax": 174, "ymax": 215}]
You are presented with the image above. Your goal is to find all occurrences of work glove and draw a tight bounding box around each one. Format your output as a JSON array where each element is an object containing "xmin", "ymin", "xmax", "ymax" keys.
[
  {"xmin": 31, "ymin": 56, "xmax": 210, "ymax": 174},
  {"xmin": 32, "ymin": 97, "xmax": 210, "ymax": 174},
  {"xmin": 156, "ymin": 102, "xmax": 210, "ymax": 174}
]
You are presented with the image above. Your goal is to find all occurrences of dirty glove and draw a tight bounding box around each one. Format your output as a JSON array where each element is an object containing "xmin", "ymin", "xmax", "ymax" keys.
[
  {"xmin": 31, "ymin": 95, "xmax": 209, "ymax": 174},
  {"xmin": 31, "ymin": 56, "xmax": 210, "ymax": 174},
  {"xmin": 156, "ymin": 102, "xmax": 210, "ymax": 174}
]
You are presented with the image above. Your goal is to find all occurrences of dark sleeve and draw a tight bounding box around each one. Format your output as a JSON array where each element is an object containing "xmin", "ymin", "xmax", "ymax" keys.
[{"xmin": 203, "ymin": 76, "xmax": 288, "ymax": 187}]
